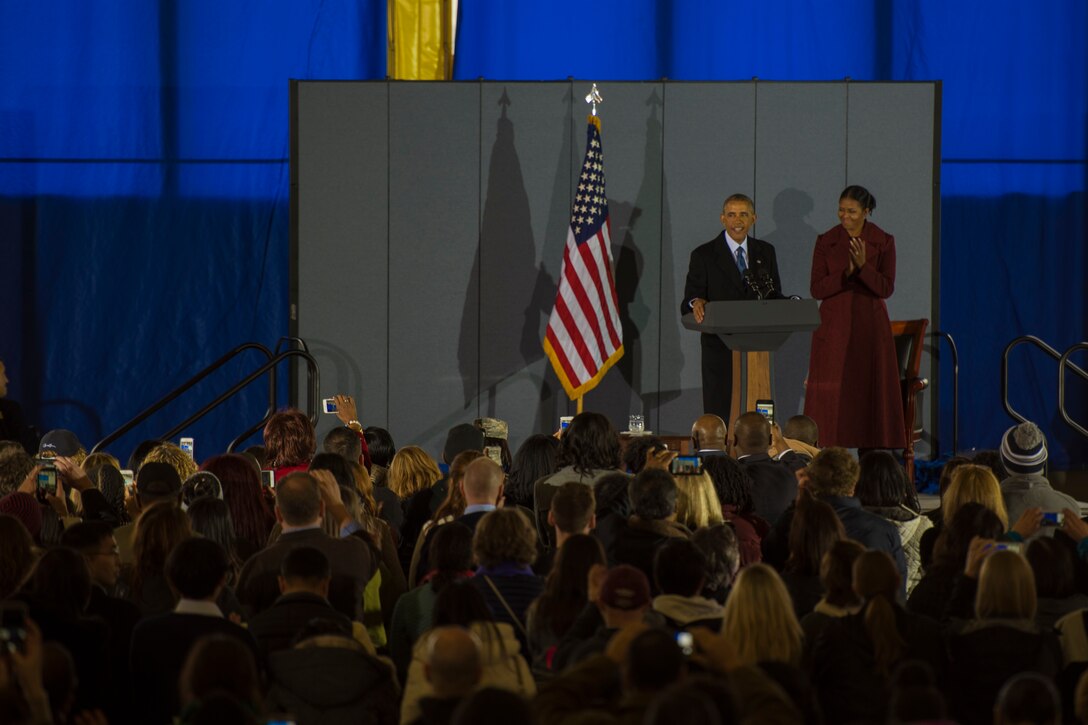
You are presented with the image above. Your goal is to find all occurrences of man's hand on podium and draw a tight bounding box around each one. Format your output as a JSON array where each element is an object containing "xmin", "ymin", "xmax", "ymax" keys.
[{"xmin": 692, "ymin": 298, "xmax": 707, "ymax": 323}]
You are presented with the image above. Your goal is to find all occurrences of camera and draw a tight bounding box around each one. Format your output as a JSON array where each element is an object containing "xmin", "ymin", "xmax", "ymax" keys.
[{"xmin": 322, "ymin": 398, "xmax": 339, "ymax": 414}]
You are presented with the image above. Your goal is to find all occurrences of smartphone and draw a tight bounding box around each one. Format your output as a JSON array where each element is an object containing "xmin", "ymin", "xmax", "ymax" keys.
[
  {"xmin": 180, "ymin": 437, "xmax": 195, "ymax": 461},
  {"xmin": 559, "ymin": 416, "xmax": 574, "ymax": 432},
  {"xmin": 120, "ymin": 469, "xmax": 135, "ymax": 491},
  {"xmin": 1042, "ymin": 511, "xmax": 1065, "ymax": 526},
  {"xmin": 993, "ymin": 542, "xmax": 1021, "ymax": 553},
  {"xmin": 261, "ymin": 470, "xmax": 276, "ymax": 489},
  {"xmin": 37, "ymin": 465, "xmax": 58, "ymax": 496},
  {"xmin": 755, "ymin": 399, "xmax": 775, "ymax": 425},
  {"xmin": 0, "ymin": 602, "xmax": 28, "ymax": 653},
  {"xmin": 322, "ymin": 398, "xmax": 339, "ymax": 414},
  {"xmin": 675, "ymin": 631, "xmax": 694, "ymax": 656},
  {"xmin": 669, "ymin": 455, "xmax": 704, "ymax": 476}
]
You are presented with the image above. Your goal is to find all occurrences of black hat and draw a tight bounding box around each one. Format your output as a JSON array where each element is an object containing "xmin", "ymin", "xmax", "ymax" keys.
[
  {"xmin": 39, "ymin": 429, "xmax": 82, "ymax": 457},
  {"xmin": 136, "ymin": 462, "xmax": 182, "ymax": 497},
  {"xmin": 443, "ymin": 424, "xmax": 485, "ymax": 464}
]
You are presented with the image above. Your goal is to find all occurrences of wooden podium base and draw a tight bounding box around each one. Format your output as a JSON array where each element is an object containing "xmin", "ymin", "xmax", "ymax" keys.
[{"xmin": 729, "ymin": 350, "xmax": 772, "ymax": 424}]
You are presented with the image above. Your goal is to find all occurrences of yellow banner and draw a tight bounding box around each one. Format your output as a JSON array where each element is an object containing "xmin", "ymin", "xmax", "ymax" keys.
[{"xmin": 388, "ymin": 0, "xmax": 452, "ymax": 80}]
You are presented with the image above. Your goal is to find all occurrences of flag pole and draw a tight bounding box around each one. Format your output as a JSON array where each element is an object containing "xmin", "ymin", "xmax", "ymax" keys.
[{"xmin": 575, "ymin": 82, "xmax": 601, "ymax": 421}]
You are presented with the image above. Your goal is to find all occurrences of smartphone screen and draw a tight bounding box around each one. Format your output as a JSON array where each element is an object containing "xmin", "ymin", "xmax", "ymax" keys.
[
  {"xmin": 37, "ymin": 467, "xmax": 58, "ymax": 495},
  {"xmin": 755, "ymin": 399, "xmax": 775, "ymax": 425},
  {"xmin": 559, "ymin": 416, "xmax": 573, "ymax": 431},
  {"xmin": 261, "ymin": 470, "xmax": 276, "ymax": 489},
  {"xmin": 1041, "ymin": 511, "xmax": 1064, "ymax": 526},
  {"xmin": 0, "ymin": 602, "xmax": 27, "ymax": 652},
  {"xmin": 180, "ymin": 437, "xmax": 195, "ymax": 461},
  {"xmin": 669, "ymin": 455, "xmax": 703, "ymax": 476},
  {"xmin": 322, "ymin": 398, "xmax": 338, "ymax": 414}
]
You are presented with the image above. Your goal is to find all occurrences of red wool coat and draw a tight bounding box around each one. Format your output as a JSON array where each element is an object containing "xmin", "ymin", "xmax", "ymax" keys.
[{"xmin": 803, "ymin": 221, "xmax": 906, "ymax": 449}]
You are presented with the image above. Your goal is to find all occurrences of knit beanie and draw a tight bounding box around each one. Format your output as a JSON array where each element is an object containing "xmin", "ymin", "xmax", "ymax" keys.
[
  {"xmin": 1000, "ymin": 422, "xmax": 1048, "ymax": 475},
  {"xmin": 0, "ymin": 492, "xmax": 43, "ymax": 540}
]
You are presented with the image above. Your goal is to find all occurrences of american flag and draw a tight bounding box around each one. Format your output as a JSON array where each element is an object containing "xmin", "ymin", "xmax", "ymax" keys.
[{"xmin": 543, "ymin": 116, "xmax": 624, "ymax": 399}]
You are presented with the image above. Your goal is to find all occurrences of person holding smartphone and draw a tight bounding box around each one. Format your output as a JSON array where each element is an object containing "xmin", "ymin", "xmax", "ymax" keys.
[{"xmin": 804, "ymin": 185, "xmax": 905, "ymax": 450}]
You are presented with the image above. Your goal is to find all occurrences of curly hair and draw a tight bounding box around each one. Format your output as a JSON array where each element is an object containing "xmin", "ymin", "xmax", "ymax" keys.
[
  {"xmin": 0, "ymin": 449, "xmax": 34, "ymax": 496},
  {"xmin": 702, "ymin": 455, "xmax": 755, "ymax": 513},
  {"xmin": 387, "ymin": 446, "xmax": 442, "ymax": 499},
  {"xmin": 472, "ymin": 508, "xmax": 537, "ymax": 568},
  {"xmin": 263, "ymin": 408, "xmax": 316, "ymax": 468},
  {"xmin": 557, "ymin": 412, "xmax": 621, "ymax": 474},
  {"xmin": 805, "ymin": 447, "xmax": 860, "ymax": 497},
  {"xmin": 142, "ymin": 442, "xmax": 198, "ymax": 482}
]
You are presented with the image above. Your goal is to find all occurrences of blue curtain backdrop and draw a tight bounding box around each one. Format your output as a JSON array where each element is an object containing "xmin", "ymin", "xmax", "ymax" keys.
[{"xmin": 2, "ymin": 1, "xmax": 1085, "ymax": 465}]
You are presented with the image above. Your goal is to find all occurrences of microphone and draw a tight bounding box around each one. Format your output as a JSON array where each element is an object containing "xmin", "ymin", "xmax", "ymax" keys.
[{"xmin": 751, "ymin": 257, "xmax": 775, "ymax": 299}]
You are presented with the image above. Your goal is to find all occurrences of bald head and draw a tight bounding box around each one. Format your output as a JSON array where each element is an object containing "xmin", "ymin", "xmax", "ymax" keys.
[
  {"xmin": 462, "ymin": 457, "xmax": 504, "ymax": 506},
  {"xmin": 784, "ymin": 415, "xmax": 819, "ymax": 446},
  {"xmin": 691, "ymin": 414, "xmax": 727, "ymax": 451},
  {"xmin": 424, "ymin": 626, "xmax": 482, "ymax": 697},
  {"xmin": 733, "ymin": 412, "xmax": 772, "ymax": 455}
]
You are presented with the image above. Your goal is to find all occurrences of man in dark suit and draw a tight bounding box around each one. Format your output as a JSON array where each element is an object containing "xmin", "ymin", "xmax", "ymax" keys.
[
  {"xmin": 237, "ymin": 471, "xmax": 375, "ymax": 620},
  {"xmin": 734, "ymin": 411, "xmax": 797, "ymax": 526},
  {"xmin": 248, "ymin": 545, "xmax": 352, "ymax": 657},
  {"xmin": 682, "ymin": 194, "xmax": 783, "ymax": 421},
  {"xmin": 130, "ymin": 537, "xmax": 259, "ymax": 725}
]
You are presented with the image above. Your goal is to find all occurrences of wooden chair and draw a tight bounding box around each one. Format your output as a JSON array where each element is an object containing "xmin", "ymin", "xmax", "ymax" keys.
[{"xmin": 890, "ymin": 319, "xmax": 929, "ymax": 483}]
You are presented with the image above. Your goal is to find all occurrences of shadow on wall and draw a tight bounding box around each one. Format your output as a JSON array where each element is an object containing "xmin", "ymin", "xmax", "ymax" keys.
[
  {"xmin": 762, "ymin": 188, "xmax": 820, "ymax": 424},
  {"xmin": 613, "ymin": 88, "xmax": 682, "ymax": 429},
  {"xmin": 456, "ymin": 89, "xmax": 561, "ymax": 428}
]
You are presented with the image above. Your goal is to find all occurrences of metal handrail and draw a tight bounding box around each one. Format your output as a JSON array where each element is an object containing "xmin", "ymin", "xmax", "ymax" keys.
[
  {"xmin": 161, "ymin": 349, "xmax": 321, "ymax": 444},
  {"xmin": 225, "ymin": 350, "xmax": 321, "ymax": 452},
  {"xmin": 91, "ymin": 342, "xmax": 275, "ymax": 454},
  {"xmin": 930, "ymin": 330, "xmax": 960, "ymax": 454},
  {"xmin": 1059, "ymin": 342, "xmax": 1088, "ymax": 437},
  {"xmin": 1001, "ymin": 335, "xmax": 1088, "ymax": 425}
]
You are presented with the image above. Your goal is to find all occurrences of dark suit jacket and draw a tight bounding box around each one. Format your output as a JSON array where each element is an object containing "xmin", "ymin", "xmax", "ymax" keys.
[
  {"xmin": 682, "ymin": 233, "xmax": 784, "ymax": 315},
  {"xmin": 237, "ymin": 527, "xmax": 375, "ymax": 621},
  {"xmin": 130, "ymin": 612, "xmax": 258, "ymax": 725},
  {"xmin": 248, "ymin": 591, "xmax": 353, "ymax": 657},
  {"xmin": 738, "ymin": 452, "xmax": 798, "ymax": 526}
]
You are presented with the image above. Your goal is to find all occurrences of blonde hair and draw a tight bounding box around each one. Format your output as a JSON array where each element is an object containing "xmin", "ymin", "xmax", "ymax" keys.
[
  {"xmin": 975, "ymin": 549, "xmax": 1036, "ymax": 621},
  {"xmin": 674, "ymin": 471, "xmax": 724, "ymax": 530},
  {"xmin": 387, "ymin": 446, "xmax": 441, "ymax": 499},
  {"xmin": 943, "ymin": 464, "xmax": 1008, "ymax": 528},
  {"xmin": 82, "ymin": 452, "xmax": 120, "ymax": 472},
  {"xmin": 722, "ymin": 564, "xmax": 802, "ymax": 666},
  {"xmin": 348, "ymin": 460, "xmax": 379, "ymax": 516},
  {"xmin": 141, "ymin": 442, "xmax": 198, "ymax": 482}
]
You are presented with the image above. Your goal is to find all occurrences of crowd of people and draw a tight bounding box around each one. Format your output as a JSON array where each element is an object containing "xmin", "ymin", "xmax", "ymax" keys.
[{"xmin": 0, "ymin": 397, "xmax": 1085, "ymax": 725}]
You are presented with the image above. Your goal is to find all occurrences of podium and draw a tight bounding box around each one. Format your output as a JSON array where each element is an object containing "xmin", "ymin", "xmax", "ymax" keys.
[{"xmin": 683, "ymin": 299, "xmax": 820, "ymax": 423}]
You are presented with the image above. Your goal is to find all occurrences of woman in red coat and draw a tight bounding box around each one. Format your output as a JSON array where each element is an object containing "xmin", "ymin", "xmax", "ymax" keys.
[{"xmin": 804, "ymin": 186, "xmax": 905, "ymax": 449}]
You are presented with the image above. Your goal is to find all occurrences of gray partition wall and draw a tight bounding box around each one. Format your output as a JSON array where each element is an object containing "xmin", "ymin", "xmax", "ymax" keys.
[{"xmin": 292, "ymin": 80, "xmax": 939, "ymax": 459}]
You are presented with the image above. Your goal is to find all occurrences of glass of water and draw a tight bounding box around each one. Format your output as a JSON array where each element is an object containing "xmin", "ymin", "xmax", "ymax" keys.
[{"xmin": 628, "ymin": 413, "xmax": 645, "ymax": 434}]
